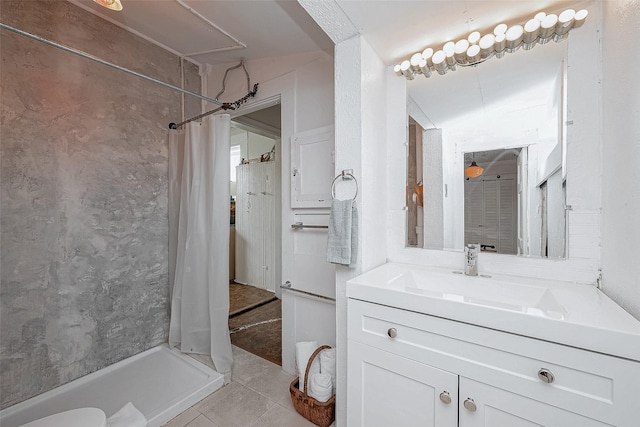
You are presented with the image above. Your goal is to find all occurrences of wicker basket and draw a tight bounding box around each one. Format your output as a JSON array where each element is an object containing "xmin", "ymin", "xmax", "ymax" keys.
[{"xmin": 289, "ymin": 345, "xmax": 336, "ymax": 427}]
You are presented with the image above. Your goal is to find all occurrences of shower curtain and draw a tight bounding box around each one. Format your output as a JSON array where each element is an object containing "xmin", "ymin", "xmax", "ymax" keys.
[{"xmin": 168, "ymin": 114, "xmax": 233, "ymax": 383}]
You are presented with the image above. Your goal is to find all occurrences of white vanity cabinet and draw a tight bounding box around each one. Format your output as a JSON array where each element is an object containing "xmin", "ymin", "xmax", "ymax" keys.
[
  {"xmin": 348, "ymin": 340, "xmax": 458, "ymax": 426},
  {"xmin": 347, "ymin": 298, "xmax": 640, "ymax": 427}
]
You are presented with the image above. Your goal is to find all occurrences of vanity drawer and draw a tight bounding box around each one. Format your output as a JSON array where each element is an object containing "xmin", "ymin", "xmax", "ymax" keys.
[{"xmin": 348, "ymin": 298, "xmax": 640, "ymax": 426}]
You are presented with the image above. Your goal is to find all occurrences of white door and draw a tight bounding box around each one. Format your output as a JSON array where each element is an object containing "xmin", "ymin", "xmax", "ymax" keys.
[
  {"xmin": 281, "ymin": 125, "xmax": 336, "ymax": 374},
  {"xmin": 234, "ymin": 162, "xmax": 276, "ymax": 291},
  {"xmin": 348, "ymin": 340, "xmax": 458, "ymax": 427},
  {"xmin": 459, "ymin": 378, "xmax": 612, "ymax": 427}
]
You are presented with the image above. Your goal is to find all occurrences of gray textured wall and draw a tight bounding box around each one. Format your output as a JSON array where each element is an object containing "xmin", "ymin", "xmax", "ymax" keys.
[{"xmin": 0, "ymin": 0, "xmax": 201, "ymax": 408}]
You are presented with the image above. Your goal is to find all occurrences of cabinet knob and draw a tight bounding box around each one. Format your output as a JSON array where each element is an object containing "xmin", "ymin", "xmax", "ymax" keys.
[
  {"xmin": 463, "ymin": 398, "xmax": 477, "ymax": 412},
  {"xmin": 538, "ymin": 368, "xmax": 555, "ymax": 384},
  {"xmin": 439, "ymin": 391, "xmax": 451, "ymax": 404},
  {"xmin": 387, "ymin": 328, "xmax": 397, "ymax": 338}
]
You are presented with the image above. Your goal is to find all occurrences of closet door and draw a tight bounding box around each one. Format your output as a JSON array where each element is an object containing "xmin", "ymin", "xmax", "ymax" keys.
[
  {"xmin": 464, "ymin": 179, "xmax": 516, "ymax": 254},
  {"xmin": 234, "ymin": 162, "xmax": 276, "ymax": 291},
  {"xmin": 235, "ymin": 163, "xmax": 263, "ymax": 288}
]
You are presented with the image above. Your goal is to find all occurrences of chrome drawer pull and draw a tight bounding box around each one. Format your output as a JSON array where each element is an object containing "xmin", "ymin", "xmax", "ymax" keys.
[
  {"xmin": 439, "ymin": 391, "xmax": 451, "ymax": 404},
  {"xmin": 387, "ymin": 327, "xmax": 397, "ymax": 338},
  {"xmin": 538, "ymin": 368, "xmax": 555, "ymax": 384},
  {"xmin": 463, "ymin": 398, "xmax": 477, "ymax": 412}
]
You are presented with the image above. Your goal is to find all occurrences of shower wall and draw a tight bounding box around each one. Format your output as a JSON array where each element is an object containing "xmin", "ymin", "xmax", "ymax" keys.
[{"xmin": 0, "ymin": 0, "xmax": 201, "ymax": 408}]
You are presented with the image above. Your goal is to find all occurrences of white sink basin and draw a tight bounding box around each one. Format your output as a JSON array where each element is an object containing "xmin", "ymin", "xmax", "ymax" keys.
[
  {"xmin": 390, "ymin": 270, "xmax": 568, "ymax": 320},
  {"xmin": 347, "ymin": 263, "xmax": 640, "ymax": 361}
]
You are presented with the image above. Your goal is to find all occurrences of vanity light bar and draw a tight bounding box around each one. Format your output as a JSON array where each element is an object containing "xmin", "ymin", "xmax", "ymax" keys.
[{"xmin": 394, "ymin": 8, "xmax": 588, "ymax": 79}]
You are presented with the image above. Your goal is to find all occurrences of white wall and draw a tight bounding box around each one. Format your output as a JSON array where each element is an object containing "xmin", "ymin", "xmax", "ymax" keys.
[
  {"xmin": 600, "ymin": 1, "xmax": 640, "ymax": 320},
  {"xmin": 231, "ymin": 131, "xmax": 276, "ymax": 161},
  {"xmin": 331, "ymin": 34, "xmax": 389, "ymax": 427},
  {"xmin": 206, "ymin": 51, "xmax": 334, "ymax": 133}
]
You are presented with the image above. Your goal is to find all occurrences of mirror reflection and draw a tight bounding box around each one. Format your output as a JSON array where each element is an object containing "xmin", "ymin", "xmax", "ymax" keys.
[
  {"xmin": 463, "ymin": 148, "xmax": 520, "ymax": 255},
  {"xmin": 406, "ymin": 43, "xmax": 568, "ymax": 258}
]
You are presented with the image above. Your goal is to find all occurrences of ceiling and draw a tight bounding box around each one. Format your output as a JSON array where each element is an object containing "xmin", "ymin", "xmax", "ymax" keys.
[
  {"xmin": 67, "ymin": 0, "xmax": 334, "ymax": 65},
  {"xmin": 68, "ymin": 0, "xmax": 586, "ymax": 126}
]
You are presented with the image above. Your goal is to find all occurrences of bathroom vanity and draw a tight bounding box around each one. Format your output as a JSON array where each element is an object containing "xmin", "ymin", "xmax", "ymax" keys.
[{"xmin": 346, "ymin": 263, "xmax": 640, "ymax": 427}]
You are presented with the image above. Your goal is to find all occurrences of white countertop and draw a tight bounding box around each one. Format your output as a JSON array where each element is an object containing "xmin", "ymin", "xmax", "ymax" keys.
[{"xmin": 347, "ymin": 262, "xmax": 640, "ymax": 361}]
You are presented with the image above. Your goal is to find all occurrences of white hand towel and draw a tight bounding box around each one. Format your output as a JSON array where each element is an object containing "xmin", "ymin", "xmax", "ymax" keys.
[
  {"xmin": 320, "ymin": 348, "xmax": 337, "ymax": 395},
  {"xmin": 106, "ymin": 402, "xmax": 147, "ymax": 427},
  {"xmin": 296, "ymin": 341, "xmax": 320, "ymax": 391},
  {"xmin": 326, "ymin": 199, "xmax": 358, "ymax": 266}
]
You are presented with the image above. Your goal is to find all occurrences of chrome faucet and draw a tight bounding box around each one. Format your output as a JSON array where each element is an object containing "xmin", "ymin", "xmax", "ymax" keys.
[{"xmin": 465, "ymin": 244, "xmax": 480, "ymax": 276}]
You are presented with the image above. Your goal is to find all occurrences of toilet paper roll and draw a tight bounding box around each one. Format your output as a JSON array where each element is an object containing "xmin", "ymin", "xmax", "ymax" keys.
[
  {"xmin": 320, "ymin": 348, "xmax": 337, "ymax": 395},
  {"xmin": 295, "ymin": 341, "xmax": 319, "ymax": 391}
]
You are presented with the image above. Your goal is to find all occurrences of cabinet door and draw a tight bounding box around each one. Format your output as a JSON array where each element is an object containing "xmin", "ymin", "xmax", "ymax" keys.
[
  {"xmin": 459, "ymin": 378, "xmax": 613, "ymax": 427},
  {"xmin": 291, "ymin": 125, "xmax": 334, "ymax": 208},
  {"xmin": 348, "ymin": 341, "xmax": 458, "ymax": 427}
]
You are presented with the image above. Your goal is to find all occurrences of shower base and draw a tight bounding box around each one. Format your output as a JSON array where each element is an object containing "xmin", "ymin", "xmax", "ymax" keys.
[{"xmin": 0, "ymin": 344, "xmax": 224, "ymax": 427}]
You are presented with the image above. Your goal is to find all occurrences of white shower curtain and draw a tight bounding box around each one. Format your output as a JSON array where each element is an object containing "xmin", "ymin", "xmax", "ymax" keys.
[{"xmin": 168, "ymin": 114, "xmax": 233, "ymax": 383}]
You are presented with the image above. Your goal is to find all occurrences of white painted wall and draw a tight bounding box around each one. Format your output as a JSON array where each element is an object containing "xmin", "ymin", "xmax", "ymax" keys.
[
  {"xmin": 600, "ymin": 1, "xmax": 640, "ymax": 320},
  {"xmin": 231, "ymin": 131, "xmax": 276, "ymax": 162},
  {"xmin": 330, "ymin": 34, "xmax": 389, "ymax": 427}
]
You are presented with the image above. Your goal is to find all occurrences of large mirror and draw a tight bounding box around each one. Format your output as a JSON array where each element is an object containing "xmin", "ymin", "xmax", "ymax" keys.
[{"xmin": 406, "ymin": 36, "xmax": 568, "ymax": 258}]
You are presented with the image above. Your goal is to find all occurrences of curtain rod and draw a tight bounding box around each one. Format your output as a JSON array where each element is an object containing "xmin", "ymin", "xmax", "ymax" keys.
[
  {"xmin": 0, "ymin": 23, "xmax": 223, "ymax": 107},
  {"xmin": 169, "ymin": 83, "xmax": 258, "ymax": 130}
]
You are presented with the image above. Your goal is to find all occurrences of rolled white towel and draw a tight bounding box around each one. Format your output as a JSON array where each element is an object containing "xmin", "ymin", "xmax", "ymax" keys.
[
  {"xmin": 106, "ymin": 402, "xmax": 147, "ymax": 427},
  {"xmin": 308, "ymin": 373, "xmax": 333, "ymax": 403},
  {"xmin": 295, "ymin": 341, "xmax": 319, "ymax": 391},
  {"xmin": 320, "ymin": 348, "xmax": 337, "ymax": 395}
]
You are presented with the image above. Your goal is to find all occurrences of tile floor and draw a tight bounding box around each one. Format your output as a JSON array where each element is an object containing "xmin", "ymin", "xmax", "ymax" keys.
[{"xmin": 162, "ymin": 346, "xmax": 321, "ymax": 427}]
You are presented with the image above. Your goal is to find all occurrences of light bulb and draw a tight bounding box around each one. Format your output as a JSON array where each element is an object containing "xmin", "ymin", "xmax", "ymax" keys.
[
  {"xmin": 493, "ymin": 23, "xmax": 507, "ymax": 36},
  {"xmin": 558, "ymin": 9, "xmax": 576, "ymax": 25},
  {"xmin": 418, "ymin": 58, "xmax": 432, "ymax": 78},
  {"xmin": 505, "ymin": 25, "xmax": 524, "ymax": 52},
  {"xmin": 534, "ymin": 11, "xmax": 546, "ymax": 22},
  {"xmin": 454, "ymin": 39, "xmax": 470, "ymax": 64},
  {"xmin": 539, "ymin": 13, "xmax": 558, "ymax": 44},
  {"xmin": 393, "ymin": 64, "xmax": 403, "ymax": 76},
  {"xmin": 466, "ymin": 44, "xmax": 481, "ymax": 63},
  {"xmin": 400, "ymin": 60, "xmax": 414, "ymax": 80},
  {"xmin": 422, "ymin": 47, "xmax": 434, "ymax": 68},
  {"xmin": 443, "ymin": 41, "xmax": 455, "ymax": 55},
  {"xmin": 494, "ymin": 33, "xmax": 506, "ymax": 58},
  {"xmin": 468, "ymin": 31, "xmax": 481, "ymax": 44},
  {"xmin": 479, "ymin": 34, "xmax": 495, "ymax": 58},
  {"xmin": 410, "ymin": 52, "xmax": 423, "ymax": 71},
  {"xmin": 523, "ymin": 18, "xmax": 541, "ymax": 50},
  {"xmin": 446, "ymin": 50, "xmax": 457, "ymax": 71},
  {"xmin": 573, "ymin": 9, "xmax": 588, "ymax": 29},
  {"xmin": 432, "ymin": 50, "xmax": 448, "ymax": 75},
  {"xmin": 554, "ymin": 9, "xmax": 576, "ymax": 42}
]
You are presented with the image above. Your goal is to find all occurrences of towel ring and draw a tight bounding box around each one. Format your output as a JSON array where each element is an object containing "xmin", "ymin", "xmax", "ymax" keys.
[{"xmin": 331, "ymin": 171, "xmax": 358, "ymax": 200}]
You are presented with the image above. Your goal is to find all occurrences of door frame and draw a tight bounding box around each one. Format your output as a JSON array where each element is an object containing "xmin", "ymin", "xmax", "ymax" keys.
[{"xmin": 230, "ymin": 72, "xmax": 296, "ymax": 367}]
